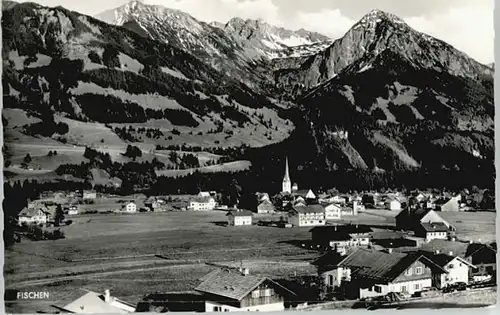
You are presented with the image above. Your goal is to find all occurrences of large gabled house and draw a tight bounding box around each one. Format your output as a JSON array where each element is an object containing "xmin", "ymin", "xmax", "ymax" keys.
[
  {"xmin": 420, "ymin": 252, "xmax": 476, "ymax": 288},
  {"xmin": 396, "ymin": 209, "xmax": 455, "ymax": 240},
  {"xmin": 420, "ymin": 240, "xmax": 497, "ymax": 281},
  {"xmin": 18, "ymin": 207, "xmax": 51, "ymax": 226},
  {"xmin": 256, "ymin": 199, "xmax": 275, "ymax": 214},
  {"xmin": 189, "ymin": 196, "xmax": 216, "ymax": 211},
  {"xmin": 288, "ymin": 205, "xmax": 325, "ymax": 227},
  {"xmin": 194, "ymin": 268, "xmax": 289, "ymax": 312},
  {"xmin": 312, "ymin": 248, "xmax": 447, "ymax": 299}
]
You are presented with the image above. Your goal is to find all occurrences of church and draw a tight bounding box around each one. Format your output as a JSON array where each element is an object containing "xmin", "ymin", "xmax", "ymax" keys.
[{"xmin": 282, "ymin": 156, "xmax": 298, "ymax": 194}]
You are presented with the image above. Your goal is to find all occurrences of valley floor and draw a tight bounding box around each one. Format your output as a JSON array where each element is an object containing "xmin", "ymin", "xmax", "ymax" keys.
[{"xmin": 4, "ymin": 210, "xmax": 496, "ymax": 313}]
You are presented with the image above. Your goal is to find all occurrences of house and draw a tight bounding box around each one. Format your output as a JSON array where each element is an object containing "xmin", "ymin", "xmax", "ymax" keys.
[
  {"xmin": 227, "ymin": 210, "xmax": 253, "ymax": 226},
  {"xmin": 194, "ymin": 268, "xmax": 287, "ymax": 312},
  {"xmin": 312, "ymin": 248, "xmax": 447, "ymax": 299},
  {"xmin": 310, "ymin": 225, "xmax": 372, "ymax": 253},
  {"xmin": 288, "ymin": 205, "xmax": 325, "ymax": 227},
  {"xmin": 420, "ymin": 240, "xmax": 497, "ymax": 281},
  {"xmin": 18, "ymin": 207, "xmax": 50, "ymax": 225},
  {"xmin": 395, "ymin": 209, "xmax": 455, "ymax": 236},
  {"xmin": 257, "ymin": 200, "xmax": 275, "ymax": 214},
  {"xmin": 385, "ymin": 199, "xmax": 402, "ymax": 211},
  {"xmin": 323, "ymin": 204, "xmax": 341, "ymax": 220},
  {"xmin": 121, "ymin": 202, "xmax": 137, "ymax": 213},
  {"xmin": 53, "ymin": 290, "xmax": 136, "ymax": 314},
  {"xmin": 435, "ymin": 197, "xmax": 460, "ymax": 212},
  {"xmin": 293, "ymin": 189, "xmax": 316, "ymax": 200},
  {"xmin": 421, "ymin": 252, "xmax": 476, "ymax": 288},
  {"xmin": 198, "ymin": 191, "xmax": 211, "ymax": 198},
  {"xmin": 419, "ymin": 222, "xmax": 450, "ymax": 242},
  {"xmin": 189, "ymin": 197, "xmax": 217, "ymax": 211},
  {"xmin": 83, "ymin": 190, "xmax": 97, "ymax": 200}
]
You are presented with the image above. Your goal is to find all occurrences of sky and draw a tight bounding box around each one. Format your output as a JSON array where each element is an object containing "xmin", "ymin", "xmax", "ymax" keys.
[{"xmin": 18, "ymin": 0, "xmax": 494, "ymax": 64}]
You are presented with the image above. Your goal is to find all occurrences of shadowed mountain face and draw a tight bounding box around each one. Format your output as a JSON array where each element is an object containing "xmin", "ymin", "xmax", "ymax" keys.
[{"xmin": 1, "ymin": 1, "xmax": 494, "ymax": 190}]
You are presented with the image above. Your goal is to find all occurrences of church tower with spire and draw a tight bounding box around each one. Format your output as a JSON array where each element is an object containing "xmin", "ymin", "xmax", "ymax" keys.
[{"xmin": 282, "ymin": 156, "xmax": 292, "ymax": 194}]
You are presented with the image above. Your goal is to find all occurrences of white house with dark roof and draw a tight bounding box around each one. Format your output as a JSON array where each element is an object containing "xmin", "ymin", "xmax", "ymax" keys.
[
  {"xmin": 288, "ymin": 205, "xmax": 326, "ymax": 227},
  {"xmin": 421, "ymin": 252, "xmax": 476, "ymax": 288},
  {"xmin": 195, "ymin": 268, "xmax": 288, "ymax": 312},
  {"xmin": 312, "ymin": 248, "xmax": 448, "ymax": 299},
  {"xmin": 53, "ymin": 289, "xmax": 135, "ymax": 314},
  {"xmin": 227, "ymin": 210, "xmax": 253, "ymax": 226},
  {"xmin": 189, "ymin": 196, "xmax": 216, "ymax": 211},
  {"xmin": 18, "ymin": 207, "xmax": 50, "ymax": 225}
]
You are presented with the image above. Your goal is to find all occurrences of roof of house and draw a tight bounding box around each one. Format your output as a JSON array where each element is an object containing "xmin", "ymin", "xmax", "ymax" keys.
[
  {"xmin": 336, "ymin": 248, "xmax": 447, "ymax": 283},
  {"xmin": 258, "ymin": 200, "xmax": 274, "ymax": 207},
  {"xmin": 194, "ymin": 269, "xmax": 267, "ymax": 301},
  {"xmin": 395, "ymin": 208, "xmax": 431, "ymax": 220},
  {"xmin": 420, "ymin": 239, "xmax": 470, "ymax": 257},
  {"xmin": 290, "ymin": 205, "xmax": 324, "ymax": 214},
  {"xmin": 420, "ymin": 252, "xmax": 475, "ymax": 268},
  {"xmin": 421, "ymin": 222, "xmax": 449, "ymax": 232},
  {"xmin": 293, "ymin": 189, "xmax": 315, "ymax": 197},
  {"xmin": 59, "ymin": 291, "xmax": 135, "ymax": 314},
  {"xmin": 18, "ymin": 207, "xmax": 49, "ymax": 217},
  {"xmin": 226, "ymin": 210, "xmax": 253, "ymax": 217}
]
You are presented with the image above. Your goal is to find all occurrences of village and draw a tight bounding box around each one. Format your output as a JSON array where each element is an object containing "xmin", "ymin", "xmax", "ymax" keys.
[{"xmin": 7, "ymin": 157, "xmax": 497, "ymax": 313}]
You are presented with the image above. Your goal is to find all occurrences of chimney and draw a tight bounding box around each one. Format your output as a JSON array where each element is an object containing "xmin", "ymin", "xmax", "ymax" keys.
[
  {"xmin": 104, "ymin": 290, "xmax": 111, "ymax": 303},
  {"xmin": 448, "ymin": 251, "xmax": 453, "ymax": 256},
  {"xmin": 242, "ymin": 268, "xmax": 249, "ymax": 276},
  {"xmin": 387, "ymin": 248, "xmax": 393, "ymax": 254},
  {"xmin": 435, "ymin": 250, "xmax": 440, "ymax": 254}
]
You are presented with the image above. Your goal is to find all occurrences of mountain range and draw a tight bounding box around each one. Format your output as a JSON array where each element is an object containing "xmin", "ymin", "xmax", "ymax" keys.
[{"xmin": 2, "ymin": 0, "xmax": 494, "ymax": 191}]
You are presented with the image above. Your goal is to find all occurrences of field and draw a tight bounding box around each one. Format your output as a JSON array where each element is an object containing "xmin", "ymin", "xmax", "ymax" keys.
[
  {"xmin": 4, "ymin": 211, "xmax": 318, "ymax": 313},
  {"xmin": 4, "ymin": 207, "xmax": 496, "ymax": 313}
]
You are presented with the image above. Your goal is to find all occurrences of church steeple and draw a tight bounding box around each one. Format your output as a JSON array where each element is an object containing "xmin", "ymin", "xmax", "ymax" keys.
[{"xmin": 282, "ymin": 156, "xmax": 292, "ymax": 194}]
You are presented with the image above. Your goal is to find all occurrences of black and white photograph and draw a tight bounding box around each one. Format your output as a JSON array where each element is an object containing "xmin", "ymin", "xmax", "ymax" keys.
[{"xmin": 1, "ymin": 0, "xmax": 497, "ymax": 313}]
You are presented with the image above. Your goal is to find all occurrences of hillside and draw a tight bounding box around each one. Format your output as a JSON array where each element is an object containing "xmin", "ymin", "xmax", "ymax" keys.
[
  {"xmin": 1, "ymin": 1, "xmax": 293, "ymax": 186},
  {"xmin": 1, "ymin": 2, "xmax": 495, "ymax": 192}
]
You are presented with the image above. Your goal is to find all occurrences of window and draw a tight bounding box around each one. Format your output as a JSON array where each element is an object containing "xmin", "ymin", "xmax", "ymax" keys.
[
  {"xmin": 401, "ymin": 285, "xmax": 408, "ymax": 293},
  {"xmin": 251, "ymin": 290, "xmax": 260, "ymax": 299},
  {"xmin": 374, "ymin": 286, "xmax": 382, "ymax": 293},
  {"xmin": 328, "ymin": 275, "xmax": 334, "ymax": 286},
  {"xmin": 448, "ymin": 264, "xmax": 454, "ymax": 269},
  {"xmin": 263, "ymin": 289, "xmax": 272, "ymax": 297},
  {"xmin": 214, "ymin": 306, "xmax": 222, "ymax": 312},
  {"xmin": 406, "ymin": 268, "xmax": 413, "ymax": 276},
  {"xmin": 415, "ymin": 267, "xmax": 423, "ymax": 275},
  {"xmin": 414, "ymin": 283, "xmax": 420, "ymax": 291}
]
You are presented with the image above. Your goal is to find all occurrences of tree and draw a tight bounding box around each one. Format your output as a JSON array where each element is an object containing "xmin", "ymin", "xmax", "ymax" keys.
[
  {"xmin": 123, "ymin": 145, "xmax": 142, "ymax": 160},
  {"xmin": 54, "ymin": 205, "xmax": 65, "ymax": 227}
]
